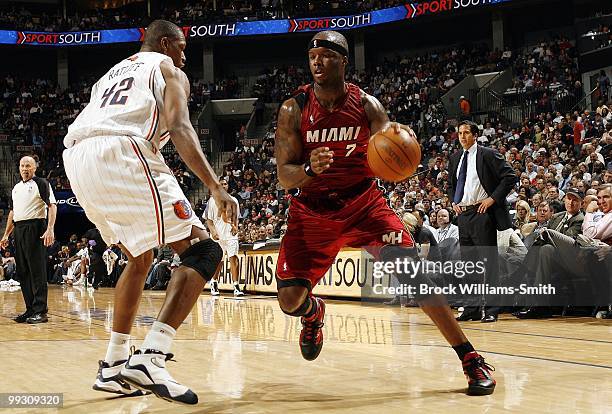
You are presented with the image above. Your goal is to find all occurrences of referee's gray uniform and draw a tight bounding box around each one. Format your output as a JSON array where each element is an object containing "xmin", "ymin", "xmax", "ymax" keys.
[{"xmin": 9, "ymin": 177, "xmax": 56, "ymax": 316}]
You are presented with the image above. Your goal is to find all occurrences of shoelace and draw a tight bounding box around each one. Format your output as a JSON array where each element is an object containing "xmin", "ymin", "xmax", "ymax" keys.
[
  {"xmin": 130, "ymin": 345, "xmax": 177, "ymax": 362},
  {"xmin": 144, "ymin": 349, "xmax": 177, "ymax": 362},
  {"xmin": 466, "ymin": 356, "xmax": 495, "ymax": 380},
  {"xmin": 301, "ymin": 319, "xmax": 324, "ymax": 341}
]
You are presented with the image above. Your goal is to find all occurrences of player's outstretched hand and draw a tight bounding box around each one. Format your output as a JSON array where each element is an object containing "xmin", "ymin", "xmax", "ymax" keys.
[
  {"xmin": 212, "ymin": 187, "xmax": 238, "ymax": 229},
  {"xmin": 310, "ymin": 147, "xmax": 334, "ymax": 175}
]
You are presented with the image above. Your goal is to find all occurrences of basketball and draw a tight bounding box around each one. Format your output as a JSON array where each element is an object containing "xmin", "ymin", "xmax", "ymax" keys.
[{"xmin": 367, "ymin": 128, "xmax": 421, "ymax": 182}]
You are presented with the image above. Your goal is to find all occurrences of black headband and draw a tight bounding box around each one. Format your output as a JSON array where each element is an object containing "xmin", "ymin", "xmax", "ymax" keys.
[{"xmin": 308, "ymin": 38, "xmax": 348, "ymax": 57}]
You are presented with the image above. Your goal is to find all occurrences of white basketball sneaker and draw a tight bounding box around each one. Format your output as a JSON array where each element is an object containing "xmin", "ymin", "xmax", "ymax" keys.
[
  {"xmin": 233, "ymin": 284, "xmax": 244, "ymax": 297},
  {"xmin": 210, "ymin": 280, "xmax": 220, "ymax": 296},
  {"xmin": 92, "ymin": 360, "xmax": 146, "ymax": 396},
  {"xmin": 120, "ymin": 349, "xmax": 198, "ymax": 405}
]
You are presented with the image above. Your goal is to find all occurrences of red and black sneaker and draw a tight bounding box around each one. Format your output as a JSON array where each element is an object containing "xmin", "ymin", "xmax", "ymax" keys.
[
  {"xmin": 299, "ymin": 297, "xmax": 326, "ymax": 361},
  {"xmin": 462, "ymin": 351, "xmax": 496, "ymax": 396}
]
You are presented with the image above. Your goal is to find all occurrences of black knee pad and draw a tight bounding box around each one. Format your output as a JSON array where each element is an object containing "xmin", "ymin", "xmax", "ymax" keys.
[
  {"xmin": 280, "ymin": 295, "xmax": 312, "ymax": 317},
  {"xmin": 379, "ymin": 245, "xmax": 437, "ymax": 301},
  {"xmin": 179, "ymin": 238, "xmax": 223, "ymax": 281}
]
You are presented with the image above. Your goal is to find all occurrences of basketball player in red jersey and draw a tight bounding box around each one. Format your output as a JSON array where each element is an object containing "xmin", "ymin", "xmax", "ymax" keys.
[{"xmin": 274, "ymin": 31, "xmax": 496, "ymax": 396}]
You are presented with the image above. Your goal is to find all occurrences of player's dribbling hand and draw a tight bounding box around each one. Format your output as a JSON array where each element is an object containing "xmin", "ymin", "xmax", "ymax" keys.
[
  {"xmin": 310, "ymin": 147, "xmax": 334, "ymax": 175},
  {"xmin": 388, "ymin": 122, "xmax": 416, "ymax": 137},
  {"xmin": 0, "ymin": 237, "xmax": 8, "ymax": 249}
]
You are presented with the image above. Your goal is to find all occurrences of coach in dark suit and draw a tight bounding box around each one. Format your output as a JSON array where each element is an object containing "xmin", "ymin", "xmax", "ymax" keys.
[{"xmin": 449, "ymin": 121, "xmax": 517, "ymax": 322}]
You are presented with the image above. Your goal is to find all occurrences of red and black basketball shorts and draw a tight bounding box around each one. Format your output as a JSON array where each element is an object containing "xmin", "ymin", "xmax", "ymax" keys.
[{"xmin": 276, "ymin": 182, "xmax": 414, "ymax": 291}]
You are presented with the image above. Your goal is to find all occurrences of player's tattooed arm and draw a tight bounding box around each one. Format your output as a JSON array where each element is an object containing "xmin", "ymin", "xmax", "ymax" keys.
[
  {"xmin": 275, "ymin": 98, "xmax": 332, "ymax": 189},
  {"xmin": 362, "ymin": 89, "xmax": 416, "ymax": 137}
]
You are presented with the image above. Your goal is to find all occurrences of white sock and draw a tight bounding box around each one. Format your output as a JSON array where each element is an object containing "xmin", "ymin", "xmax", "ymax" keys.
[
  {"xmin": 140, "ymin": 321, "xmax": 176, "ymax": 355},
  {"xmin": 105, "ymin": 331, "xmax": 130, "ymax": 365}
]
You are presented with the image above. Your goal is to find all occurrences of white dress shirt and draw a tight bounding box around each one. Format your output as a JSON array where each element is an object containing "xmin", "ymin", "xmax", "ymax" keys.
[
  {"xmin": 456, "ymin": 142, "xmax": 488, "ymax": 206},
  {"xmin": 435, "ymin": 223, "xmax": 459, "ymax": 242}
]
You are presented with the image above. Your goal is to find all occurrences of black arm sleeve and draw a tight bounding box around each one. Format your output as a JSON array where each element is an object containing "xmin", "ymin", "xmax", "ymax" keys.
[{"xmin": 33, "ymin": 176, "xmax": 51, "ymax": 206}]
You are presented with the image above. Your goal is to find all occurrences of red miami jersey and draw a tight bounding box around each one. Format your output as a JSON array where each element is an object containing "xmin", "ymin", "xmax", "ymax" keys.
[{"xmin": 295, "ymin": 83, "xmax": 373, "ymax": 196}]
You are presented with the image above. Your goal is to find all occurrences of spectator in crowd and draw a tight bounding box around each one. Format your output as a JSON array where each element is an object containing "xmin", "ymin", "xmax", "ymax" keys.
[
  {"xmin": 49, "ymin": 245, "xmax": 70, "ymax": 284},
  {"xmin": 434, "ymin": 208, "xmax": 459, "ymax": 243},
  {"xmin": 513, "ymin": 200, "xmax": 532, "ymax": 230},
  {"xmin": 459, "ymin": 96, "xmax": 471, "ymax": 117},
  {"xmin": 144, "ymin": 245, "xmax": 174, "ymax": 291},
  {"xmin": 83, "ymin": 228, "xmax": 107, "ymax": 289},
  {"xmin": 64, "ymin": 241, "xmax": 89, "ymax": 286},
  {"xmin": 102, "ymin": 244, "xmax": 119, "ymax": 284},
  {"xmin": 1, "ymin": 250, "xmax": 16, "ymax": 281},
  {"xmin": 545, "ymin": 188, "xmax": 585, "ymax": 238},
  {"xmin": 521, "ymin": 201, "xmax": 553, "ymax": 246}
]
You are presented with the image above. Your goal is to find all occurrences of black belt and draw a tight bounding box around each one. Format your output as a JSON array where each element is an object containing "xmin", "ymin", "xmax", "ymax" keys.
[{"xmin": 458, "ymin": 203, "xmax": 482, "ymax": 213}]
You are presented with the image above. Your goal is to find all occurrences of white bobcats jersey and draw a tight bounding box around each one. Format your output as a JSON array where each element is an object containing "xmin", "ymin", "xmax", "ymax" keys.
[{"xmin": 64, "ymin": 52, "xmax": 172, "ymax": 149}]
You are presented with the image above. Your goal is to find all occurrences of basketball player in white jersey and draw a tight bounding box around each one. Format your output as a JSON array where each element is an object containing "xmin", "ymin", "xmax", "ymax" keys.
[
  {"xmin": 204, "ymin": 178, "xmax": 243, "ymax": 297},
  {"xmin": 63, "ymin": 20, "xmax": 236, "ymax": 405}
]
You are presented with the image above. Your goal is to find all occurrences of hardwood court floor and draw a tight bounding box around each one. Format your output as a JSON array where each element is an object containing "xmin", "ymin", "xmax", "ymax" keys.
[{"xmin": 0, "ymin": 285, "xmax": 610, "ymax": 413}]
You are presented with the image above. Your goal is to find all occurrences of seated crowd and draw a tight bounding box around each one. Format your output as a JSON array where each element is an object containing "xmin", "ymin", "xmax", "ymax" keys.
[{"xmin": 503, "ymin": 38, "xmax": 586, "ymax": 116}]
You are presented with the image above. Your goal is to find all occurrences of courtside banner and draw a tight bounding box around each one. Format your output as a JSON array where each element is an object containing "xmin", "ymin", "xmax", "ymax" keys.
[
  {"xmin": 215, "ymin": 247, "xmax": 395, "ymax": 299},
  {"xmin": 0, "ymin": 0, "xmax": 514, "ymax": 46},
  {"xmin": 0, "ymin": 28, "xmax": 143, "ymax": 46}
]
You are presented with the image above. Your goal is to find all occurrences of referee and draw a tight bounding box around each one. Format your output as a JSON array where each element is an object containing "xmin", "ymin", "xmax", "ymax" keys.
[{"xmin": 1, "ymin": 156, "xmax": 57, "ymax": 324}]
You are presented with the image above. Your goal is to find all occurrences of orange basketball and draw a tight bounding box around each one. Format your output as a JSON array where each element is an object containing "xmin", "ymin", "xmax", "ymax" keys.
[{"xmin": 367, "ymin": 128, "xmax": 421, "ymax": 182}]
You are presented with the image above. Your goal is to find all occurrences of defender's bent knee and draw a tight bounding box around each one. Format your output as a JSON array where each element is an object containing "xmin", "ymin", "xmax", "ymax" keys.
[{"xmin": 179, "ymin": 239, "xmax": 223, "ymax": 281}]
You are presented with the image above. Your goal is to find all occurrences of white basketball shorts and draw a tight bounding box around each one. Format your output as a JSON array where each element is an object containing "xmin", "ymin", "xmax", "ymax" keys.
[
  {"xmin": 63, "ymin": 136, "xmax": 204, "ymax": 257},
  {"xmin": 217, "ymin": 238, "xmax": 239, "ymax": 258}
]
